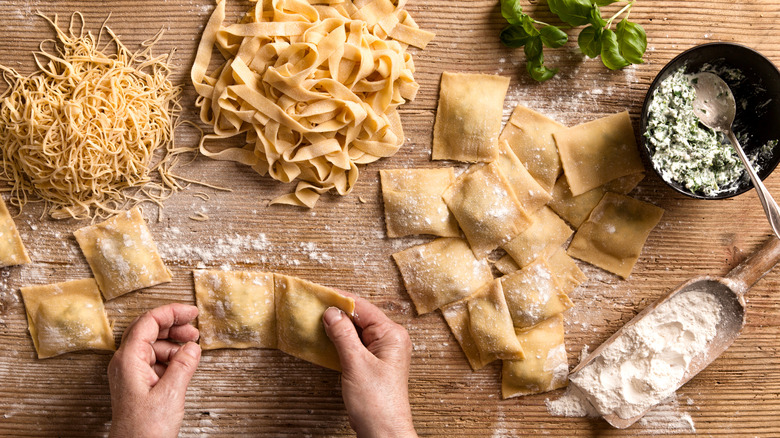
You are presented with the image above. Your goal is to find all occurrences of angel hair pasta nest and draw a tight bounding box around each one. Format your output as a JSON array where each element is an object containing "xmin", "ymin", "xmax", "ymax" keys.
[
  {"xmin": 0, "ymin": 12, "xmax": 189, "ymax": 220},
  {"xmin": 191, "ymin": 0, "xmax": 434, "ymax": 208}
]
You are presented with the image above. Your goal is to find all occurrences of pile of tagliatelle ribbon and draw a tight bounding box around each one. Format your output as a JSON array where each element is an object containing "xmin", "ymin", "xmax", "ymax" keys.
[{"xmin": 191, "ymin": 0, "xmax": 434, "ymax": 208}]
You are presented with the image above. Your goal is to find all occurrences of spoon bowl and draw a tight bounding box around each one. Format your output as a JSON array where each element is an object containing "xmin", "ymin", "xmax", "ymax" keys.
[{"xmin": 568, "ymin": 237, "xmax": 780, "ymax": 429}]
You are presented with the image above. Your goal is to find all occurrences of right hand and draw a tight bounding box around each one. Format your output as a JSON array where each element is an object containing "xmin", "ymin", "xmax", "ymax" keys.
[{"xmin": 322, "ymin": 294, "xmax": 417, "ymax": 438}]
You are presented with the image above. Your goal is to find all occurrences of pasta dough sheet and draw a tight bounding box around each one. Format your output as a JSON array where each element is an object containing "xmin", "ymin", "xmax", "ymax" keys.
[
  {"xmin": 443, "ymin": 163, "xmax": 533, "ymax": 259},
  {"xmin": 392, "ymin": 237, "xmax": 494, "ymax": 315},
  {"xmin": 499, "ymin": 105, "xmax": 566, "ymax": 193},
  {"xmin": 553, "ymin": 111, "xmax": 645, "ymax": 196},
  {"xmin": 568, "ymin": 192, "xmax": 664, "ymax": 279},
  {"xmin": 548, "ymin": 172, "xmax": 645, "ymax": 228},
  {"xmin": 0, "ymin": 196, "xmax": 30, "ymax": 267},
  {"xmin": 274, "ymin": 274, "xmax": 355, "ymax": 371},
  {"xmin": 194, "ymin": 270, "xmax": 276, "ymax": 350},
  {"xmin": 380, "ymin": 168, "xmax": 460, "ymax": 238},
  {"xmin": 432, "ymin": 72, "xmax": 510, "ymax": 162},
  {"xmin": 21, "ymin": 278, "xmax": 115, "ymax": 359},
  {"xmin": 74, "ymin": 207, "xmax": 171, "ymax": 300},
  {"xmin": 502, "ymin": 314, "xmax": 568, "ymax": 398}
]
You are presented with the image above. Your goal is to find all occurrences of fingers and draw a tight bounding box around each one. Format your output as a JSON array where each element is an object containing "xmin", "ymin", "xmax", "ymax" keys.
[
  {"xmin": 322, "ymin": 307, "xmax": 368, "ymax": 371},
  {"xmin": 331, "ymin": 292, "xmax": 412, "ymax": 365},
  {"xmin": 154, "ymin": 342, "xmax": 201, "ymax": 400},
  {"xmin": 152, "ymin": 340, "xmax": 185, "ymax": 363},
  {"xmin": 159, "ymin": 323, "xmax": 200, "ymax": 344},
  {"xmin": 351, "ymin": 296, "xmax": 395, "ymax": 331},
  {"xmin": 124, "ymin": 303, "xmax": 199, "ymax": 345}
]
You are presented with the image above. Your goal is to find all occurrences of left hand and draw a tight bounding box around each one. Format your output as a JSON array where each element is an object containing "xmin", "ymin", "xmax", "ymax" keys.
[{"xmin": 107, "ymin": 303, "xmax": 201, "ymax": 438}]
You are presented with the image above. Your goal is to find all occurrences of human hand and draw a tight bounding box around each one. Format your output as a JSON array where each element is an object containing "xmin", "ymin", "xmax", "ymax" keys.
[
  {"xmin": 322, "ymin": 294, "xmax": 417, "ymax": 438},
  {"xmin": 107, "ymin": 303, "xmax": 201, "ymax": 438}
]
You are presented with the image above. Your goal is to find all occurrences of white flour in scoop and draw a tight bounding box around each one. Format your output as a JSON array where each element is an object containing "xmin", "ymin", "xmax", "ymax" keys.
[{"xmin": 567, "ymin": 289, "xmax": 723, "ymax": 420}]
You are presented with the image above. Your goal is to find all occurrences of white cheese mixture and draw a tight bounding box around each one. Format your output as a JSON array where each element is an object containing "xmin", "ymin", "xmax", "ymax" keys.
[
  {"xmin": 645, "ymin": 69, "xmax": 776, "ymax": 196},
  {"xmin": 569, "ymin": 290, "xmax": 723, "ymax": 420}
]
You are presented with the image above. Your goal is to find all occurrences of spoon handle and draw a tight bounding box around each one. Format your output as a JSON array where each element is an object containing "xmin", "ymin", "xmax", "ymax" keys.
[
  {"xmin": 725, "ymin": 236, "xmax": 780, "ymax": 295},
  {"xmin": 727, "ymin": 130, "xmax": 780, "ymax": 240}
]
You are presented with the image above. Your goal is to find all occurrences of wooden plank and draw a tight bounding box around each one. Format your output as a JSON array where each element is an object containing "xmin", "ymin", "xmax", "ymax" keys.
[{"xmin": 1, "ymin": 0, "xmax": 779, "ymax": 436}]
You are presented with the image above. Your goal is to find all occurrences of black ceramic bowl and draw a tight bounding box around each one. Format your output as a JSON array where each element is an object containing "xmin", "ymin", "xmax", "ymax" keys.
[{"xmin": 639, "ymin": 43, "xmax": 780, "ymax": 199}]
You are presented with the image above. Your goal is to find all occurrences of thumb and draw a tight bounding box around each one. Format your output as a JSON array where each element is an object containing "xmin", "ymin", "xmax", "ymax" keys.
[
  {"xmin": 155, "ymin": 341, "xmax": 201, "ymax": 400},
  {"xmin": 322, "ymin": 307, "xmax": 366, "ymax": 371}
]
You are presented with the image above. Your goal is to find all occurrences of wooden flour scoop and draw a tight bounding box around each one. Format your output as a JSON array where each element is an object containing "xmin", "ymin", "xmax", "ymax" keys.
[{"xmin": 568, "ymin": 236, "xmax": 780, "ymax": 429}]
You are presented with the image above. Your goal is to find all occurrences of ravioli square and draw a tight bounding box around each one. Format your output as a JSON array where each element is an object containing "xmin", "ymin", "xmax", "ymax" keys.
[
  {"xmin": 380, "ymin": 168, "xmax": 460, "ymax": 238},
  {"xmin": 194, "ymin": 270, "xmax": 276, "ymax": 350},
  {"xmin": 467, "ymin": 279, "xmax": 524, "ymax": 360},
  {"xmin": 494, "ymin": 254, "xmax": 520, "ymax": 276},
  {"xmin": 21, "ymin": 278, "xmax": 115, "ymax": 359},
  {"xmin": 499, "ymin": 258, "xmax": 574, "ymax": 328},
  {"xmin": 441, "ymin": 299, "xmax": 494, "ymax": 371},
  {"xmin": 443, "ymin": 163, "xmax": 533, "ymax": 259},
  {"xmin": 432, "ymin": 72, "xmax": 510, "ymax": 162},
  {"xmin": 499, "ymin": 105, "xmax": 566, "ymax": 192},
  {"xmin": 274, "ymin": 274, "xmax": 355, "ymax": 371},
  {"xmin": 553, "ymin": 111, "xmax": 645, "ymax": 196},
  {"xmin": 502, "ymin": 207, "xmax": 573, "ymax": 268},
  {"xmin": 74, "ymin": 207, "xmax": 171, "ymax": 300},
  {"xmin": 546, "ymin": 248, "xmax": 588, "ymax": 292},
  {"xmin": 494, "ymin": 141, "xmax": 551, "ymax": 214},
  {"xmin": 548, "ymin": 172, "xmax": 645, "ymax": 228},
  {"xmin": 0, "ymin": 196, "xmax": 31, "ymax": 267},
  {"xmin": 567, "ymin": 192, "xmax": 664, "ymax": 279},
  {"xmin": 392, "ymin": 237, "xmax": 493, "ymax": 315},
  {"xmin": 502, "ymin": 314, "xmax": 568, "ymax": 398}
]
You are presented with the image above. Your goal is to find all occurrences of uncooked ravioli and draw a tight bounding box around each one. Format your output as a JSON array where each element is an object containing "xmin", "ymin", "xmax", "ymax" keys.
[
  {"xmin": 20, "ymin": 278, "xmax": 115, "ymax": 359},
  {"xmin": 74, "ymin": 207, "xmax": 171, "ymax": 300},
  {"xmin": 194, "ymin": 270, "xmax": 276, "ymax": 350}
]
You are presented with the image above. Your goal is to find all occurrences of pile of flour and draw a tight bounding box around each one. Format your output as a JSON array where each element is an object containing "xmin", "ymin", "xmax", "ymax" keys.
[{"xmin": 550, "ymin": 289, "xmax": 723, "ymax": 420}]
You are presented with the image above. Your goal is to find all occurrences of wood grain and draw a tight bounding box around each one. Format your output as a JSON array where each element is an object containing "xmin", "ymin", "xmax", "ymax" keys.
[{"xmin": 1, "ymin": 0, "xmax": 780, "ymax": 436}]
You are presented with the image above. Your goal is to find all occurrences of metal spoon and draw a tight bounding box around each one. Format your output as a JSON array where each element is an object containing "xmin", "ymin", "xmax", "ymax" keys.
[
  {"xmin": 689, "ymin": 72, "xmax": 780, "ymax": 239},
  {"xmin": 568, "ymin": 236, "xmax": 780, "ymax": 428}
]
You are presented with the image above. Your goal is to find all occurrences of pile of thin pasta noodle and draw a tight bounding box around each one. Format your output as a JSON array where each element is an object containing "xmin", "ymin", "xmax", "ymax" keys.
[
  {"xmin": 192, "ymin": 0, "xmax": 434, "ymax": 207},
  {"xmin": 0, "ymin": 12, "xmax": 189, "ymax": 220}
]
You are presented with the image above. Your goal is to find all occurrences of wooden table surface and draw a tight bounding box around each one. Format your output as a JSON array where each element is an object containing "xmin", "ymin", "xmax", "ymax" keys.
[{"xmin": 1, "ymin": 0, "xmax": 780, "ymax": 436}]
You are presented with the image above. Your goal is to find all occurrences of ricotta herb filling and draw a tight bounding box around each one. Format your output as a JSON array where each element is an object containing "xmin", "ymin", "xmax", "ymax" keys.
[
  {"xmin": 645, "ymin": 69, "xmax": 744, "ymax": 195},
  {"xmin": 645, "ymin": 69, "xmax": 776, "ymax": 196}
]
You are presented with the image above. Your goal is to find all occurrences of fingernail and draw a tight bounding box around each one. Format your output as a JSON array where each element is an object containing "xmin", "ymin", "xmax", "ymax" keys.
[
  {"xmin": 323, "ymin": 307, "xmax": 343, "ymax": 327},
  {"xmin": 183, "ymin": 342, "xmax": 201, "ymax": 358}
]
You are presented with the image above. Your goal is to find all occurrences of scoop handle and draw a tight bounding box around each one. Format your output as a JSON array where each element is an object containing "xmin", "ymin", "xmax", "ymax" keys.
[{"xmin": 725, "ymin": 236, "xmax": 780, "ymax": 294}]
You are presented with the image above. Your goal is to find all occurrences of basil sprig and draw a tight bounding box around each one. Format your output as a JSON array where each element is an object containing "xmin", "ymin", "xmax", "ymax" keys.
[{"xmin": 499, "ymin": 0, "xmax": 646, "ymax": 82}]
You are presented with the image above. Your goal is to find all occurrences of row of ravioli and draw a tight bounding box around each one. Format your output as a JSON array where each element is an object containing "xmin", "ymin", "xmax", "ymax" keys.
[
  {"xmin": 9, "ymin": 204, "xmax": 355, "ymax": 370},
  {"xmin": 382, "ymin": 72, "xmax": 665, "ymax": 398}
]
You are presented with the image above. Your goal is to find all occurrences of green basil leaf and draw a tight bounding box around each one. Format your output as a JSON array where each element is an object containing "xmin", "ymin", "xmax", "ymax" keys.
[
  {"xmin": 540, "ymin": 25, "xmax": 568, "ymax": 48},
  {"xmin": 594, "ymin": 0, "xmax": 620, "ymax": 5},
  {"xmin": 600, "ymin": 28, "xmax": 630, "ymax": 70},
  {"xmin": 588, "ymin": 5, "xmax": 606, "ymax": 27},
  {"xmin": 500, "ymin": 25, "xmax": 534, "ymax": 48},
  {"xmin": 524, "ymin": 36, "xmax": 543, "ymax": 59},
  {"xmin": 500, "ymin": 0, "xmax": 525, "ymax": 26},
  {"xmin": 548, "ymin": 0, "xmax": 594, "ymax": 27},
  {"xmin": 616, "ymin": 19, "xmax": 647, "ymax": 64},
  {"xmin": 527, "ymin": 57, "xmax": 558, "ymax": 82},
  {"xmin": 577, "ymin": 25, "xmax": 602, "ymax": 58},
  {"xmin": 521, "ymin": 14, "xmax": 541, "ymax": 36}
]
